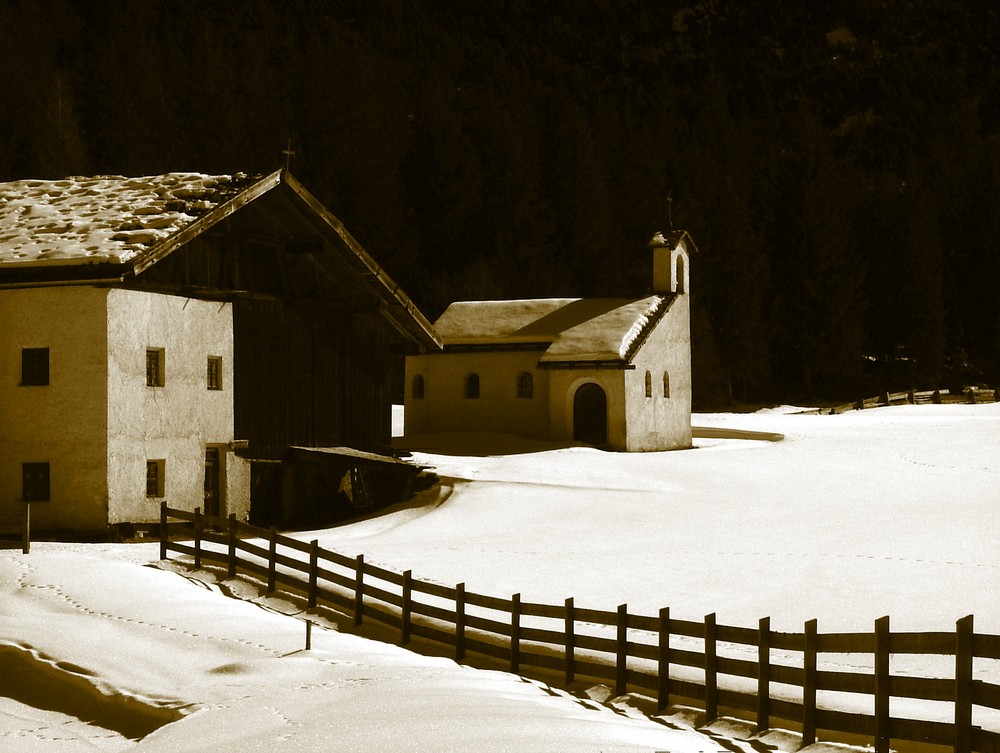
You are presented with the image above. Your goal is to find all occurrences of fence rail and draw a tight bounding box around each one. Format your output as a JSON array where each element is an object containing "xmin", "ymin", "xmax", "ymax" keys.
[
  {"xmin": 160, "ymin": 503, "xmax": 1000, "ymax": 753},
  {"xmin": 831, "ymin": 387, "xmax": 998, "ymax": 414}
]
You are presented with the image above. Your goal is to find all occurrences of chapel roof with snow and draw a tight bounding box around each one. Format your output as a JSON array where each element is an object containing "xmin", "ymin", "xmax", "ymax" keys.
[{"xmin": 432, "ymin": 295, "xmax": 675, "ymax": 366}]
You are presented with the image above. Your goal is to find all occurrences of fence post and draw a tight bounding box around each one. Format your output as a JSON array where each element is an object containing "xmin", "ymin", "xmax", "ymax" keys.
[
  {"xmin": 305, "ymin": 619, "xmax": 312, "ymax": 651},
  {"xmin": 875, "ymin": 615, "xmax": 890, "ymax": 753},
  {"xmin": 705, "ymin": 613, "xmax": 718, "ymax": 722},
  {"xmin": 227, "ymin": 514, "xmax": 237, "ymax": 578},
  {"xmin": 267, "ymin": 528, "xmax": 277, "ymax": 593},
  {"xmin": 956, "ymin": 615, "xmax": 974, "ymax": 753},
  {"xmin": 159, "ymin": 501, "xmax": 167, "ymax": 560},
  {"xmin": 657, "ymin": 607, "xmax": 671, "ymax": 711},
  {"xmin": 511, "ymin": 593, "xmax": 521, "ymax": 674},
  {"xmin": 353, "ymin": 554, "xmax": 364, "ymax": 627},
  {"xmin": 757, "ymin": 616, "xmax": 771, "ymax": 733},
  {"xmin": 21, "ymin": 502, "xmax": 30, "ymax": 555},
  {"xmin": 455, "ymin": 582, "xmax": 466, "ymax": 661},
  {"xmin": 802, "ymin": 618, "xmax": 818, "ymax": 748},
  {"xmin": 565, "ymin": 597, "xmax": 576, "ymax": 686},
  {"xmin": 193, "ymin": 507, "xmax": 202, "ymax": 570},
  {"xmin": 307, "ymin": 540, "xmax": 319, "ymax": 610},
  {"xmin": 616, "ymin": 603, "xmax": 629, "ymax": 696},
  {"xmin": 401, "ymin": 570, "xmax": 412, "ymax": 645}
]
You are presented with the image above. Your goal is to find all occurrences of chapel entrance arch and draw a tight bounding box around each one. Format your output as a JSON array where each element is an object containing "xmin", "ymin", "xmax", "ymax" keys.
[{"xmin": 573, "ymin": 382, "xmax": 608, "ymax": 446}]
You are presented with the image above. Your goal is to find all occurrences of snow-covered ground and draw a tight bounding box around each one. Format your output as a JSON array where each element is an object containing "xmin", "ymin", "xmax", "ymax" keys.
[
  {"xmin": 371, "ymin": 403, "xmax": 1000, "ymax": 635},
  {"xmin": 1, "ymin": 551, "xmax": 708, "ymax": 752},
  {"xmin": 1, "ymin": 403, "xmax": 997, "ymax": 751}
]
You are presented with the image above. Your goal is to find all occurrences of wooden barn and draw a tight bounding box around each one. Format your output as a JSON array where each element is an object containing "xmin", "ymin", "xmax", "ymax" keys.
[{"xmin": 0, "ymin": 170, "xmax": 439, "ymax": 533}]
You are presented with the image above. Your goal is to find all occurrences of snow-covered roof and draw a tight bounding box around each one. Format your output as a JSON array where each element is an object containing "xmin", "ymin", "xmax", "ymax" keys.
[
  {"xmin": 648, "ymin": 227, "xmax": 698, "ymax": 253},
  {"xmin": 433, "ymin": 295, "xmax": 671, "ymax": 364},
  {"xmin": 0, "ymin": 170, "xmax": 441, "ymax": 352},
  {"xmin": 0, "ymin": 172, "xmax": 255, "ymax": 267}
]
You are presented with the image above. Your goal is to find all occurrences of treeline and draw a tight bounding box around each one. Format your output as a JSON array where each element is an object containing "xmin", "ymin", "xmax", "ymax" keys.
[{"xmin": 2, "ymin": 0, "xmax": 998, "ymax": 405}]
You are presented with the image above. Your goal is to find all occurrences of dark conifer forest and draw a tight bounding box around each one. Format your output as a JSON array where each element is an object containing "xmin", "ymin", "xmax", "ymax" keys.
[{"xmin": 2, "ymin": 0, "xmax": 998, "ymax": 406}]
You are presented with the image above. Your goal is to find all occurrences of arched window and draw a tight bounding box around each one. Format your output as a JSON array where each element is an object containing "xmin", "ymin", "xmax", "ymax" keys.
[
  {"xmin": 663, "ymin": 371, "xmax": 670, "ymax": 398},
  {"xmin": 411, "ymin": 374, "xmax": 424, "ymax": 400},
  {"xmin": 644, "ymin": 370, "xmax": 652, "ymax": 398},
  {"xmin": 517, "ymin": 372, "xmax": 533, "ymax": 399},
  {"xmin": 675, "ymin": 253, "xmax": 686, "ymax": 293},
  {"xmin": 464, "ymin": 373, "xmax": 480, "ymax": 399}
]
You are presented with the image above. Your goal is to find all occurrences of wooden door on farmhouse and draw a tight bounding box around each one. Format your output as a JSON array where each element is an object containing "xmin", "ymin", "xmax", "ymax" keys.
[
  {"xmin": 204, "ymin": 447, "xmax": 222, "ymax": 518},
  {"xmin": 573, "ymin": 383, "xmax": 608, "ymax": 446}
]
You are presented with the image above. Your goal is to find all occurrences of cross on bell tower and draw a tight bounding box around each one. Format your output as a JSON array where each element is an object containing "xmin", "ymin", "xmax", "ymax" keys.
[{"xmin": 281, "ymin": 139, "xmax": 296, "ymax": 171}]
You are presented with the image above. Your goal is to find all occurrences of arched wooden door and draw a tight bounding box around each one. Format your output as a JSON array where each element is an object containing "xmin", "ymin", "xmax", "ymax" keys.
[{"xmin": 573, "ymin": 382, "xmax": 608, "ymax": 446}]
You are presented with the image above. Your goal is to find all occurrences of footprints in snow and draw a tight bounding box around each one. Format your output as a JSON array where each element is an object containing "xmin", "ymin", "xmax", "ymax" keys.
[{"xmin": 13, "ymin": 560, "xmax": 282, "ymax": 657}]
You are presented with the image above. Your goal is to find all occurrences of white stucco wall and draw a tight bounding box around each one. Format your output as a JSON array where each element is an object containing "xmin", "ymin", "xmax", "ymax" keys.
[
  {"xmin": 622, "ymin": 296, "xmax": 692, "ymax": 451},
  {"xmin": 405, "ymin": 350, "xmax": 551, "ymax": 438},
  {"xmin": 0, "ymin": 287, "xmax": 110, "ymax": 532},
  {"xmin": 106, "ymin": 290, "xmax": 249, "ymax": 524}
]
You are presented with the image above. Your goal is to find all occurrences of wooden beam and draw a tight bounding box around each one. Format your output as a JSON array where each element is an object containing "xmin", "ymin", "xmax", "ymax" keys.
[
  {"xmin": 122, "ymin": 280, "xmax": 377, "ymax": 313},
  {"xmin": 131, "ymin": 171, "xmax": 283, "ymax": 275}
]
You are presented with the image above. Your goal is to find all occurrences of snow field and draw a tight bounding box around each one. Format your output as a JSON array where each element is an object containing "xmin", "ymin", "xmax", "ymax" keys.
[{"xmin": 1, "ymin": 403, "xmax": 997, "ymax": 751}]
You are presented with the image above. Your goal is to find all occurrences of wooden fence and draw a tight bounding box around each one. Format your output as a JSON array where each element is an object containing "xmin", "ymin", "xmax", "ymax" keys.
[
  {"xmin": 831, "ymin": 387, "xmax": 998, "ymax": 414},
  {"xmin": 160, "ymin": 503, "xmax": 1000, "ymax": 753}
]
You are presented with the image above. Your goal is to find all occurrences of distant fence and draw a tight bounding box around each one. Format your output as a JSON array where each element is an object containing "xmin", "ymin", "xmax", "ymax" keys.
[
  {"xmin": 831, "ymin": 387, "xmax": 998, "ymax": 414},
  {"xmin": 160, "ymin": 503, "xmax": 1000, "ymax": 753}
]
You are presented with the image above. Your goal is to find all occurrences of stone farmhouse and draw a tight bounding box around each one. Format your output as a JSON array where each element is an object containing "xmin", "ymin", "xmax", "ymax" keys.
[
  {"xmin": 0, "ymin": 170, "xmax": 439, "ymax": 534},
  {"xmin": 405, "ymin": 231, "xmax": 694, "ymax": 451}
]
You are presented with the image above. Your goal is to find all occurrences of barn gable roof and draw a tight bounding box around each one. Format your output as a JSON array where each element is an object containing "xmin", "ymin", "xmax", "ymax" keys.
[
  {"xmin": 0, "ymin": 170, "xmax": 440, "ymax": 352},
  {"xmin": 433, "ymin": 295, "xmax": 674, "ymax": 366}
]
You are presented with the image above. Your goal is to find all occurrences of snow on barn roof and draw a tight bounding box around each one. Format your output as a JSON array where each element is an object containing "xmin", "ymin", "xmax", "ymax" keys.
[
  {"xmin": 0, "ymin": 172, "xmax": 256, "ymax": 267},
  {"xmin": 0, "ymin": 170, "xmax": 442, "ymax": 352},
  {"xmin": 433, "ymin": 295, "xmax": 672, "ymax": 364}
]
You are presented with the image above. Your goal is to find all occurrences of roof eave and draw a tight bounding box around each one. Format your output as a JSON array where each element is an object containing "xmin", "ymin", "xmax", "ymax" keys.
[
  {"xmin": 130, "ymin": 170, "xmax": 284, "ymax": 276},
  {"xmin": 0, "ymin": 262, "xmax": 131, "ymax": 288},
  {"xmin": 537, "ymin": 360, "xmax": 634, "ymax": 370},
  {"xmin": 620, "ymin": 295, "xmax": 675, "ymax": 363}
]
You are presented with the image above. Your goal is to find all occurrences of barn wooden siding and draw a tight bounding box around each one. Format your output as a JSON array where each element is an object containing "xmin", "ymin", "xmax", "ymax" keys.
[
  {"xmin": 233, "ymin": 297, "xmax": 394, "ymax": 460},
  {"xmin": 129, "ymin": 198, "xmax": 400, "ymax": 461}
]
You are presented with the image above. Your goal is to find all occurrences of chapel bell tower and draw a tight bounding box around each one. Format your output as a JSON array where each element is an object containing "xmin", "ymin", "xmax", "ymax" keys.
[{"xmin": 647, "ymin": 229, "xmax": 693, "ymax": 295}]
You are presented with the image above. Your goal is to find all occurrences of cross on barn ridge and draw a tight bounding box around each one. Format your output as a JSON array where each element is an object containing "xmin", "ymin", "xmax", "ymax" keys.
[{"xmin": 282, "ymin": 140, "xmax": 295, "ymax": 171}]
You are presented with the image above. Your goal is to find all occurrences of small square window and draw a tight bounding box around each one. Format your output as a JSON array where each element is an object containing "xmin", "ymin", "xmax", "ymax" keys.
[
  {"xmin": 22, "ymin": 462, "xmax": 50, "ymax": 502},
  {"xmin": 21, "ymin": 348, "xmax": 49, "ymax": 386},
  {"xmin": 146, "ymin": 348, "xmax": 164, "ymax": 387},
  {"xmin": 146, "ymin": 460, "xmax": 165, "ymax": 498},
  {"xmin": 207, "ymin": 356, "xmax": 223, "ymax": 390}
]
